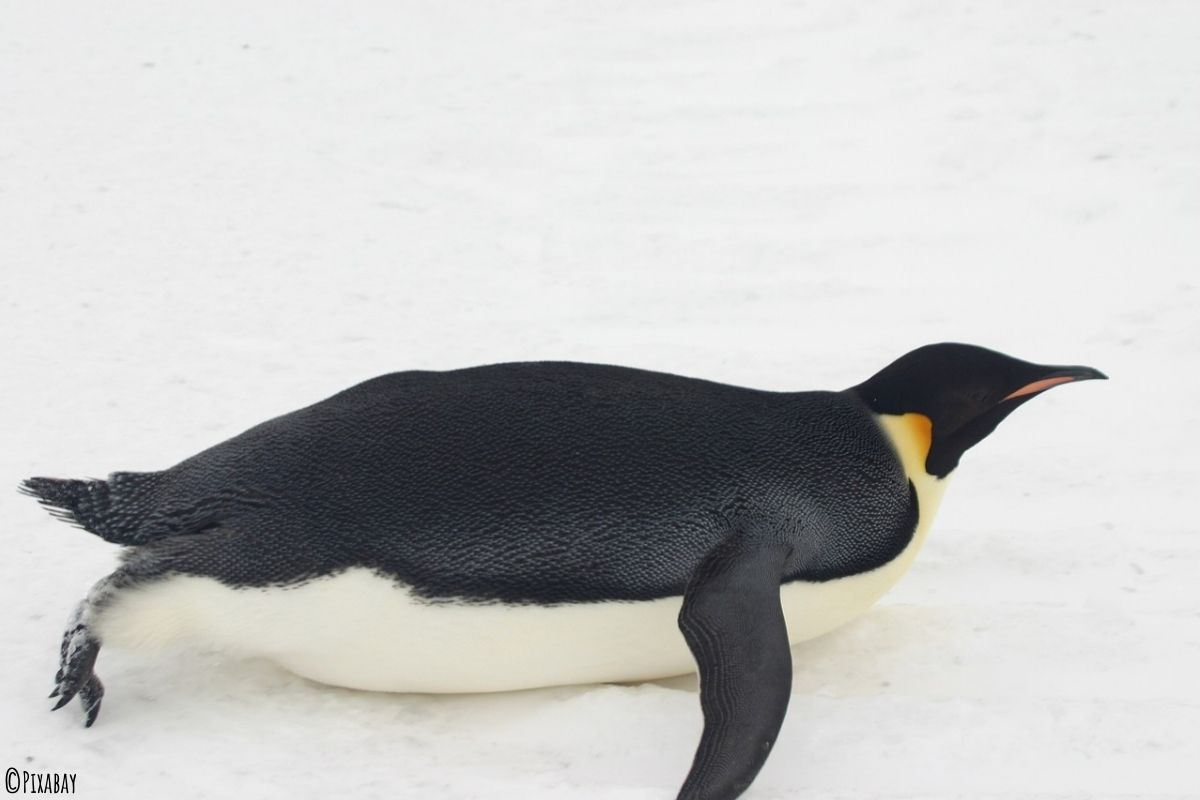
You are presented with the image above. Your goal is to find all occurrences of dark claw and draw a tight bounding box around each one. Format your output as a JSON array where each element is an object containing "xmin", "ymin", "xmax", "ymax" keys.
[
  {"xmin": 49, "ymin": 617, "xmax": 103, "ymax": 725},
  {"xmin": 80, "ymin": 675, "xmax": 104, "ymax": 728}
]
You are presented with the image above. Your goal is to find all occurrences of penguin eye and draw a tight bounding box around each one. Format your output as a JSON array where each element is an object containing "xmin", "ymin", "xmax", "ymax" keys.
[{"xmin": 964, "ymin": 386, "xmax": 990, "ymax": 405}]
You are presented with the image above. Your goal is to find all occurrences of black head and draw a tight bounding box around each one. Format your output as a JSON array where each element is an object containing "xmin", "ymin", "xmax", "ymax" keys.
[{"xmin": 851, "ymin": 343, "xmax": 1106, "ymax": 478}]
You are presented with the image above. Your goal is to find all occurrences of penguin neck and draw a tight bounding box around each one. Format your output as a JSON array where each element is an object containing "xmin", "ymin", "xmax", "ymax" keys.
[{"xmin": 874, "ymin": 412, "xmax": 951, "ymax": 548}]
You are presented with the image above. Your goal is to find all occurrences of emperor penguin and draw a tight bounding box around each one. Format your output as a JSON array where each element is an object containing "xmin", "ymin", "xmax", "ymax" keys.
[{"xmin": 22, "ymin": 342, "xmax": 1105, "ymax": 800}]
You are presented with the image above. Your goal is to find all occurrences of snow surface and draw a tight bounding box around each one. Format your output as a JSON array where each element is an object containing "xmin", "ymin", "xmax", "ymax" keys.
[{"xmin": 2, "ymin": 1, "xmax": 1198, "ymax": 797}]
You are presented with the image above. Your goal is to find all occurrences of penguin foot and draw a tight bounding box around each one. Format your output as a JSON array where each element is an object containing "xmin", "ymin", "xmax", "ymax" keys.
[{"xmin": 49, "ymin": 606, "xmax": 104, "ymax": 727}]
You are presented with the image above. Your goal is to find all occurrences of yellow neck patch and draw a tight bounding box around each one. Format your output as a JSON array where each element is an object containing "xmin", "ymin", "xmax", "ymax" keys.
[
  {"xmin": 877, "ymin": 412, "xmax": 933, "ymax": 477},
  {"xmin": 874, "ymin": 412, "xmax": 948, "ymax": 546}
]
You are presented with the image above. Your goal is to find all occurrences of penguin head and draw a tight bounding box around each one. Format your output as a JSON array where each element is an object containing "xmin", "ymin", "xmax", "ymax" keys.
[{"xmin": 852, "ymin": 343, "xmax": 1106, "ymax": 478}]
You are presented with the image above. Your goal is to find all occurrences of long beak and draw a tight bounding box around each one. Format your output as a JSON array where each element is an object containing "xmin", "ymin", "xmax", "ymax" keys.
[{"xmin": 1002, "ymin": 365, "xmax": 1108, "ymax": 402}]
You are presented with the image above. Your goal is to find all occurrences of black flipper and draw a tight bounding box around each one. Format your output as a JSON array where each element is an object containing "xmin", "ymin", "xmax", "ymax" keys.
[{"xmin": 676, "ymin": 537, "xmax": 794, "ymax": 800}]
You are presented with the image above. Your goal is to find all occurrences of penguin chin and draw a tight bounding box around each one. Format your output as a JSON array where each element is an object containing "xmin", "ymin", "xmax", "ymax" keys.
[{"xmin": 926, "ymin": 396, "xmax": 1033, "ymax": 477}]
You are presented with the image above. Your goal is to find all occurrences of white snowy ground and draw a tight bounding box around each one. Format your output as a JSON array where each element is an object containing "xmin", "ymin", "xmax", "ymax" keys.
[{"xmin": 2, "ymin": 1, "xmax": 1197, "ymax": 797}]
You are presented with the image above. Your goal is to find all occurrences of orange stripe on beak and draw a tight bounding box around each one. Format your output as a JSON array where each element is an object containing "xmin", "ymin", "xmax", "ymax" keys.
[{"xmin": 1002, "ymin": 376, "xmax": 1077, "ymax": 402}]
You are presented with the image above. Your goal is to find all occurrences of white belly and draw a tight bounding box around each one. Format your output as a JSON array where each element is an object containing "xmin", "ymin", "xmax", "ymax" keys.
[{"xmin": 97, "ymin": 414, "xmax": 945, "ymax": 693}]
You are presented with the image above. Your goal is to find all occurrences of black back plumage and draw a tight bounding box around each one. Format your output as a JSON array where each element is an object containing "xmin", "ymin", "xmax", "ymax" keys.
[{"xmin": 24, "ymin": 362, "xmax": 917, "ymax": 603}]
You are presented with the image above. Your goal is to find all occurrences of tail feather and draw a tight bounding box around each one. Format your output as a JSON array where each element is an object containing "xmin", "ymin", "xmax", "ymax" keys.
[{"xmin": 20, "ymin": 472, "xmax": 166, "ymax": 545}]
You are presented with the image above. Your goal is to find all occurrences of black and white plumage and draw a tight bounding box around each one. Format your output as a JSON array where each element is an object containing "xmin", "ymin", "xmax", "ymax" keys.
[{"xmin": 23, "ymin": 343, "xmax": 1105, "ymax": 800}]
